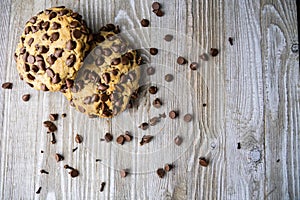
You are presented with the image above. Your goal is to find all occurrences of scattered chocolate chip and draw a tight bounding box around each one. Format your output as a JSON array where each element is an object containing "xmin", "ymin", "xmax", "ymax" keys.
[
  {"xmin": 139, "ymin": 122, "xmax": 149, "ymax": 130},
  {"xmin": 50, "ymin": 32, "xmax": 59, "ymax": 42},
  {"xmin": 199, "ymin": 53, "xmax": 208, "ymax": 61},
  {"xmin": 140, "ymin": 135, "xmax": 153, "ymax": 145},
  {"xmin": 164, "ymin": 74, "xmax": 173, "ymax": 82},
  {"xmin": 152, "ymin": 2, "xmax": 161, "ymax": 10},
  {"xmin": 141, "ymin": 19, "xmax": 150, "ymax": 27},
  {"xmin": 190, "ymin": 62, "xmax": 198, "ymax": 70},
  {"xmin": 153, "ymin": 98, "xmax": 162, "ymax": 108},
  {"xmin": 150, "ymin": 48, "xmax": 158, "ymax": 55},
  {"xmin": 237, "ymin": 142, "xmax": 241, "ymax": 149},
  {"xmin": 104, "ymin": 133, "xmax": 113, "ymax": 142},
  {"xmin": 183, "ymin": 113, "xmax": 193, "ymax": 122},
  {"xmin": 210, "ymin": 48, "xmax": 219, "ymax": 57},
  {"xmin": 149, "ymin": 86, "xmax": 158, "ymax": 94},
  {"xmin": 36, "ymin": 187, "xmax": 42, "ymax": 194},
  {"xmin": 61, "ymin": 113, "xmax": 67, "ymax": 118},
  {"xmin": 149, "ymin": 117, "xmax": 160, "ymax": 126},
  {"xmin": 72, "ymin": 147, "xmax": 78, "ymax": 152},
  {"xmin": 22, "ymin": 94, "xmax": 30, "ymax": 102},
  {"xmin": 124, "ymin": 131, "xmax": 132, "ymax": 142},
  {"xmin": 66, "ymin": 40, "xmax": 76, "ymax": 50},
  {"xmin": 174, "ymin": 136, "xmax": 182, "ymax": 146},
  {"xmin": 40, "ymin": 169, "xmax": 49, "ymax": 174},
  {"xmin": 2, "ymin": 82, "xmax": 13, "ymax": 89},
  {"xmin": 146, "ymin": 67, "xmax": 155, "ymax": 75},
  {"xmin": 154, "ymin": 9, "xmax": 164, "ymax": 17},
  {"xmin": 73, "ymin": 29, "xmax": 82, "ymax": 39},
  {"xmin": 51, "ymin": 22, "xmax": 61, "ymax": 30},
  {"xmin": 120, "ymin": 169, "xmax": 128, "ymax": 178},
  {"xmin": 116, "ymin": 135, "xmax": 125, "ymax": 145},
  {"xmin": 69, "ymin": 169, "xmax": 79, "ymax": 178},
  {"xmin": 177, "ymin": 56, "xmax": 187, "ymax": 65},
  {"xmin": 164, "ymin": 164, "xmax": 173, "ymax": 172},
  {"xmin": 169, "ymin": 110, "xmax": 178, "ymax": 119},
  {"xmin": 228, "ymin": 37, "xmax": 233, "ymax": 45},
  {"xmin": 64, "ymin": 164, "xmax": 74, "ymax": 170},
  {"xmin": 43, "ymin": 120, "xmax": 57, "ymax": 132},
  {"xmin": 276, "ymin": 159, "xmax": 280, "ymax": 163},
  {"xmin": 55, "ymin": 153, "xmax": 64, "ymax": 162},
  {"xmin": 51, "ymin": 132, "xmax": 56, "ymax": 144},
  {"xmin": 100, "ymin": 182, "xmax": 106, "ymax": 192},
  {"xmin": 75, "ymin": 134, "xmax": 83, "ymax": 143},
  {"xmin": 164, "ymin": 34, "xmax": 173, "ymax": 41},
  {"xmin": 66, "ymin": 54, "xmax": 76, "ymax": 67},
  {"xmin": 156, "ymin": 168, "xmax": 165, "ymax": 178},
  {"xmin": 199, "ymin": 157, "xmax": 209, "ymax": 167}
]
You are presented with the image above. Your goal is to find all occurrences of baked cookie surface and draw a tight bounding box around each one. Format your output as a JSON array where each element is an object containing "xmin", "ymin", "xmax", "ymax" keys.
[
  {"xmin": 63, "ymin": 28, "xmax": 141, "ymax": 118},
  {"xmin": 14, "ymin": 6, "xmax": 91, "ymax": 92}
]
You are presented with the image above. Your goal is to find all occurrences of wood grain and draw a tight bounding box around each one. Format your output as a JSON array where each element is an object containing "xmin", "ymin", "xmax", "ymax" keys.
[{"xmin": 0, "ymin": 0, "xmax": 299, "ymax": 199}]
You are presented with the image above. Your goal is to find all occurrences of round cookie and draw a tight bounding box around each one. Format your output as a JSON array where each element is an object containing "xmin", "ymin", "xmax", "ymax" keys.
[
  {"xmin": 63, "ymin": 27, "xmax": 141, "ymax": 118},
  {"xmin": 14, "ymin": 6, "xmax": 92, "ymax": 92}
]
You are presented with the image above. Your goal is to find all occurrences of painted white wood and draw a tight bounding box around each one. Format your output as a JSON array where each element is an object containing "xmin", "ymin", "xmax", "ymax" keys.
[{"xmin": 0, "ymin": 0, "xmax": 298, "ymax": 199}]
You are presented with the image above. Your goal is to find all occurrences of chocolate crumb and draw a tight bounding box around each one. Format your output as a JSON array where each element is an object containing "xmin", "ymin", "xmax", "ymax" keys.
[
  {"xmin": 41, "ymin": 150, "xmax": 44, "ymax": 153},
  {"xmin": 237, "ymin": 142, "xmax": 241, "ymax": 149},
  {"xmin": 164, "ymin": 164, "xmax": 173, "ymax": 172},
  {"xmin": 210, "ymin": 48, "xmax": 219, "ymax": 57},
  {"xmin": 51, "ymin": 132, "xmax": 56, "ymax": 144},
  {"xmin": 138, "ymin": 122, "xmax": 149, "ymax": 130},
  {"xmin": 203, "ymin": 103, "xmax": 207, "ymax": 107},
  {"xmin": 156, "ymin": 168, "xmax": 165, "ymax": 178},
  {"xmin": 49, "ymin": 113, "xmax": 58, "ymax": 121},
  {"xmin": 72, "ymin": 147, "xmax": 78, "ymax": 152},
  {"xmin": 228, "ymin": 37, "xmax": 233, "ymax": 45},
  {"xmin": 140, "ymin": 135, "xmax": 153, "ymax": 145},
  {"xmin": 55, "ymin": 153, "xmax": 64, "ymax": 162},
  {"xmin": 36, "ymin": 187, "xmax": 42, "ymax": 194},
  {"xmin": 100, "ymin": 182, "xmax": 106, "ymax": 192},
  {"xmin": 96, "ymin": 159, "xmax": 101, "ymax": 162},
  {"xmin": 61, "ymin": 113, "xmax": 67, "ymax": 118},
  {"xmin": 40, "ymin": 169, "xmax": 49, "ymax": 174}
]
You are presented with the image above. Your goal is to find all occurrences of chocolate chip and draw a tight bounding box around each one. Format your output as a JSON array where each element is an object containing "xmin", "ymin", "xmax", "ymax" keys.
[
  {"xmin": 164, "ymin": 164, "xmax": 173, "ymax": 172},
  {"xmin": 121, "ymin": 56, "xmax": 129, "ymax": 65},
  {"xmin": 2, "ymin": 82, "xmax": 13, "ymax": 89},
  {"xmin": 177, "ymin": 56, "xmax": 187, "ymax": 65},
  {"xmin": 24, "ymin": 26, "xmax": 31, "ymax": 34},
  {"xmin": 50, "ymin": 32, "xmax": 59, "ymax": 42},
  {"xmin": 19, "ymin": 47, "xmax": 26, "ymax": 54},
  {"xmin": 111, "ymin": 58, "xmax": 121, "ymax": 65},
  {"xmin": 49, "ymin": 12, "xmax": 57, "ymax": 20},
  {"xmin": 40, "ymin": 169, "xmax": 49, "ymax": 174},
  {"xmin": 64, "ymin": 164, "xmax": 74, "ymax": 170},
  {"xmin": 154, "ymin": 9, "xmax": 164, "ymax": 17},
  {"xmin": 52, "ymin": 73, "xmax": 61, "ymax": 84},
  {"xmin": 42, "ymin": 33, "xmax": 50, "ymax": 40},
  {"xmin": 22, "ymin": 94, "xmax": 30, "ymax": 102},
  {"xmin": 75, "ymin": 134, "xmax": 83, "ymax": 143},
  {"xmin": 199, "ymin": 157, "xmax": 209, "ymax": 167},
  {"xmin": 156, "ymin": 168, "xmax": 165, "ymax": 178},
  {"xmin": 27, "ymin": 82, "xmax": 34, "ymax": 87},
  {"xmin": 101, "ymin": 94, "xmax": 109, "ymax": 102},
  {"xmin": 31, "ymin": 26, "xmax": 39, "ymax": 33},
  {"xmin": 46, "ymin": 68, "xmax": 55, "ymax": 78},
  {"xmin": 42, "ymin": 21, "xmax": 50, "ymax": 30},
  {"xmin": 83, "ymin": 96, "xmax": 92, "ymax": 104},
  {"xmin": 169, "ymin": 110, "xmax": 178, "ymax": 119},
  {"xmin": 91, "ymin": 94, "xmax": 100, "ymax": 102},
  {"xmin": 51, "ymin": 22, "xmax": 61, "ymax": 30},
  {"xmin": 27, "ymin": 74, "xmax": 35, "ymax": 80},
  {"xmin": 54, "ymin": 48, "xmax": 63, "ymax": 57},
  {"xmin": 40, "ymin": 84, "xmax": 49, "ymax": 91},
  {"xmin": 164, "ymin": 74, "xmax": 173, "ymax": 82},
  {"xmin": 174, "ymin": 136, "xmax": 182, "ymax": 146},
  {"xmin": 27, "ymin": 38, "xmax": 34, "ymax": 46},
  {"xmin": 66, "ymin": 40, "xmax": 77, "ymax": 50},
  {"xmin": 23, "ymin": 64, "xmax": 30, "ymax": 72},
  {"xmin": 69, "ymin": 169, "xmax": 79, "ymax": 178},
  {"xmin": 111, "ymin": 44, "xmax": 121, "ymax": 53},
  {"xmin": 70, "ymin": 21, "xmax": 80, "ymax": 28},
  {"xmin": 73, "ymin": 29, "xmax": 82, "ymax": 39},
  {"xmin": 210, "ymin": 48, "xmax": 219, "ymax": 57},
  {"xmin": 66, "ymin": 54, "xmax": 76, "ymax": 67},
  {"xmin": 147, "ymin": 67, "xmax": 155, "ymax": 75},
  {"xmin": 228, "ymin": 37, "xmax": 233, "ymax": 45},
  {"xmin": 29, "ymin": 16, "xmax": 37, "ymax": 24},
  {"xmin": 36, "ymin": 55, "xmax": 43, "ymax": 61},
  {"xmin": 141, "ymin": 19, "xmax": 150, "ymax": 27},
  {"xmin": 78, "ymin": 106, "xmax": 86, "ymax": 113},
  {"xmin": 46, "ymin": 54, "xmax": 57, "ymax": 65},
  {"xmin": 152, "ymin": 2, "xmax": 161, "ymax": 10},
  {"xmin": 120, "ymin": 169, "xmax": 128, "ymax": 178},
  {"xmin": 59, "ymin": 9, "xmax": 69, "ymax": 16},
  {"xmin": 100, "ymin": 182, "xmax": 106, "ymax": 192},
  {"xmin": 36, "ymin": 187, "xmax": 42, "ymax": 194},
  {"xmin": 95, "ymin": 57, "xmax": 104, "ymax": 66},
  {"xmin": 27, "ymin": 55, "xmax": 35, "ymax": 64},
  {"xmin": 55, "ymin": 153, "xmax": 64, "ymax": 162},
  {"xmin": 39, "ymin": 46, "xmax": 49, "ymax": 53},
  {"xmin": 138, "ymin": 122, "xmax": 149, "ymax": 130},
  {"xmin": 102, "ymin": 48, "xmax": 112, "ymax": 56},
  {"xmin": 190, "ymin": 62, "xmax": 198, "ymax": 70},
  {"xmin": 22, "ymin": 52, "xmax": 29, "ymax": 62},
  {"xmin": 37, "ymin": 60, "xmax": 46, "ymax": 71},
  {"xmin": 150, "ymin": 48, "xmax": 158, "ymax": 55},
  {"xmin": 152, "ymin": 98, "xmax": 162, "ymax": 108},
  {"xmin": 140, "ymin": 135, "xmax": 153, "ymax": 145},
  {"xmin": 148, "ymin": 86, "xmax": 158, "ymax": 94},
  {"xmin": 124, "ymin": 131, "xmax": 132, "ymax": 142},
  {"xmin": 49, "ymin": 113, "xmax": 58, "ymax": 121},
  {"xmin": 106, "ymin": 33, "xmax": 116, "ymax": 41},
  {"xmin": 102, "ymin": 73, "xmax": 110, "ymax": 84},
  {"xmin": 164, "ymin": 34, "xmax": 173, "ymax": 41},
  {"xmin": 43, "ymin": 120, "xmax": 57, "ymax": 132},
  {"xmin": 149, "ymin": 117, "xmax": 160, "ymax": 126},
  {"xmin": 104, "ymin": 133, "xmax": 113, "ymax": 142},
  {"xmin": 98, "ymin": 83, "xmax": 108, "ymax": 91},
  {"xmin": 182, "ymin": 113, "xmax": 193, "ymax": 123},
  {"xmin": 116, "ymin": 135, "xmax": 125, "ymax": 145}
]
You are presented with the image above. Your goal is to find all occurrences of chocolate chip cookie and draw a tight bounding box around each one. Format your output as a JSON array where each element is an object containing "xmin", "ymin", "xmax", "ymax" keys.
[
  {"xmin": 63, "ymin": 26, "xmax": 141, "ymax": 118},
  {"xmin": 14, "ymin": 6, "xmax": 92, "ymax": 92}
]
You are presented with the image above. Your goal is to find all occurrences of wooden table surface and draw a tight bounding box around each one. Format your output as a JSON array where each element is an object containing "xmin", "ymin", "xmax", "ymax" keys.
[{"xmin": 0, "ymin": 0, "xmax": 299, "ymax": 199}]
